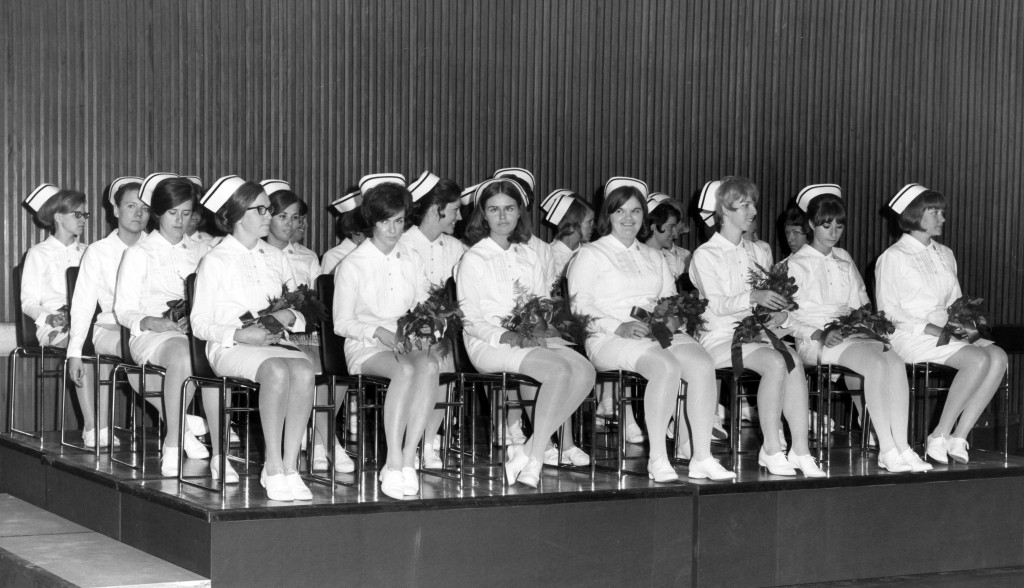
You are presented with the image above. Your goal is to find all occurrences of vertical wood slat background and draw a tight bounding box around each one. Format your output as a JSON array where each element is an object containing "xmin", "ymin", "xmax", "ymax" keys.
[{"xmin": 2, "ymin": 0, "xmax": 1022, "ymax": 325}]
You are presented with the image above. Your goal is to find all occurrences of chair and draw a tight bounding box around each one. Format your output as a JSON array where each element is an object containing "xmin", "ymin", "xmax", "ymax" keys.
[
  {"xmin": 107, "ymin": 326, "xmax": 166, "ymax": 471},
  {"xmin": 809, "ymin": 363, "xmax": 869, "ymax": 462},
  {"xmin": 907, "ymin": 361, "xmax": 1009, "ymax": 452},
  {"xmin": 58, "ymin": 267, "xmax": 123, "ymax": 457},
  {"xmin": 590, "ymin": 368, "xmax": 650, "ymax": 478},
  {"xmin": 309, "ymin": 274, "xmax": 391, "ymax": 492},
  {"xmin": 177, "ymin": 273, "xmax": 260, "ymax": 491},
  {"xmin": 7, "ymin": 264, "xmax": 67, "ymax": 440},
  {"xmin": 446, "ymin": 277, "xmax": 539, "ymax": 486}
]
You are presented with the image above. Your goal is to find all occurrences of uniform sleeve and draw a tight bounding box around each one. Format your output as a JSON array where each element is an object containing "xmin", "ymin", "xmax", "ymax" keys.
[
  {"xmin": 190, "ymin": 255, "xmax": 239, "ymax": 348},
  {"xmin": 456, "ymin": 252, "xmax": 511, "ymax": 346},
  {"xmin": 690, "ymin": 247, "xmax": 752, "ymax": 317},
  {"xmin": 67, "ymin": 247, "xmax": 102, "ymax": 358},
  {"xmin": 658, "ymin": 253, "xmax": 678, "ymax": 299},
  {"xmin": 945, "ymin": 251, "xmax": 963, "ymax": 307},
  {"xmin": 20, "ymin": 248, "xmax": 49, "ymax": 324},
  {"xmin": 875, "ymin": 250, "xmax": 928, "ymax": 336},
  {"xmin": 113, "ymin": 246, "xmax": 151, "ymax": 337},
  {"xmin": 332, "ymin": 257, "xmax": 379, "ymax": 343},
  {"xmin": 537, "ymin": 240, "xmax": 557, "ymax": 295},
  {"xmin": 566, "ymin": 247, "xmax": 624, "ymax": 336},
  {"xmin": 850, "ymin": 263, "xmax": 871, "ymax": 308}
]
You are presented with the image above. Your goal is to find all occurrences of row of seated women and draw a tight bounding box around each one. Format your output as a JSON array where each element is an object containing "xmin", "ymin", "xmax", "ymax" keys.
[{"xmin": 20, "ymin": 167, "xmax": 1006, "ymax": 501}]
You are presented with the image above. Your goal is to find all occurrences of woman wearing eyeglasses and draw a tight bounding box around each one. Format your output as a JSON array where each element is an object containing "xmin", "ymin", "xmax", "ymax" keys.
[
  {"xmin": 191, "ymin": 176, "xmax": 316, "ymax": 501},
  {"xmin": 114, "ymin": 174, "xmax": 213, "ymax": 476}
]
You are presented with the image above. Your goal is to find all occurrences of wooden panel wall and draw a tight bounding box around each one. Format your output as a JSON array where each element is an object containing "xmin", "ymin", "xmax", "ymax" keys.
[{"xmin": 3, "ymin": 0, "xmax": 1022, "ymax": 326}]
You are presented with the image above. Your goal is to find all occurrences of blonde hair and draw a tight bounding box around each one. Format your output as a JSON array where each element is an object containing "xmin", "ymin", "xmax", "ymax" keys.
[{"xmin": 713, "ymin": 176, "xmax": 760, "ymax": 223}]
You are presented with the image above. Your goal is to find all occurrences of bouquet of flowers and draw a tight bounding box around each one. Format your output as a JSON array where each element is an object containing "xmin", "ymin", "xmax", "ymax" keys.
[
  {"xmin": 500, "ymin": 281, "xmax": 561, "ymax": 343},
  {"xmin": 822, "ymin": 304, "xmax": 896, "ymax": 350},
  {"xmin": 549, "ymin": 293, "xmax": 595, "ymax": 346},
  {"xmin": 500, "ymin": 280, "xmax": 593, "ymax": 346},
  {"xmin": 44, "ymin": 305, "xmax": 70, "ymax": 343},
  {"xmin": 240, "ymin": 284, "xmax": 329, "ymax": 335},
  {"xmin": 938, "ymin": 296, "xmax": 991, "ymax": 345},
  {"xmin": 748, "ymin": 260, "xmax": 799, "ymax": 313},
  {"xmin": 394, "ymin": 284, "xmax": 464, "ymax": 357},
  {"xmin": 629, "ymin": 292, "xmax": 710, "ymax": 348}
]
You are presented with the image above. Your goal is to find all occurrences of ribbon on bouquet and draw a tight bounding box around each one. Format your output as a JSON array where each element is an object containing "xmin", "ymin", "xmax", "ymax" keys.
[{"xmin": 731, "ymin": 314, "xmax": 795, "ymax": 380}]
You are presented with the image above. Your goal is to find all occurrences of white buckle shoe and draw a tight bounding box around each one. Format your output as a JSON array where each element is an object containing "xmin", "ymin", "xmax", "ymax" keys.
[
  {"xmin": 647, "ymin": 457, "xmax": 679, "ymax": 483},
  {"xmin": 421, "ymin": 443, "xmax": 443, "ymax": 469},
  {"xmin": 333, "ymin": 442, "xmax": 355, "ymax": 473},
  {"xmin": 183, "ymin": 430, "xmax": 210, "ymax": 459},
  {"xmin": 900, "ymin": 449, "xmax": 934, "ymax": 472},
  {"xmin": 517, "ymin": 458, "xmax": 543, "ymax": 488},
  {"xmin": 504, "ymin": 419, "xmax": 527, "ymax": 446},
  {"xmin": 624, "ymin": 423, "xmax": 646, "ymax": 444},
  {"xmin": 210, "ymin": 456, "xmax": 239, "ymax": 484},
  {"xmin": 757, "ymin": 446, "xmax": 796, "ymax": 476},
  {"xmin": 788, "ymin": 452, "xmax": 827, "ymax": 478},
  {"xmin": 379, "ymin": 467, "xmax": 404, "ymax": 500},
  {"xmin": 946, "ymin": 437, "xmax": 970, "ymax": 464},
  {"xmin": 926, "ymin": 435, "xmax": 948, "ymax": 464},
  {"xmin": 261, "ymin": 467, "xmax": 293, "ymax": 501},
  {"xmin": 401, "ymin": 467, "xmax": 419, "ymax": 496},
  {"xmin": 504, "ymin": 444, "xmax": 528, "ymax": 485},
  {"xmin": 311, "ymin": 445, "xmax": 330, "ymax": 471},
  {"xmin": 878, "ymin": 448, "xmax": 913, "ymax": 473},
  {"xmin": 559, "ymin": 447, "xmax": 591, "ymax": 467},
  {"xmin": 160, "ymin": 446, "xmax": 180, "ymax": 476},
  {"xmin": 688, "ymin": 457, "xmax": 736, "ymax": 481}
]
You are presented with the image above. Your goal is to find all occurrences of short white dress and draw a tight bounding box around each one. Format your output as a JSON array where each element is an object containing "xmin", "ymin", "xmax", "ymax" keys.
[
  {"xmin": 458, "ymin": 237, "xmax": 567, "ymax": 374},
  {"xmin": 190, "ymin": 235, "xmax": 310, "ymax": 381},
  {"xmin": 690, "ymin": 232, "xmax": 792, "ymax": 366},
  {"xmin": 20, "ymin": 235, "xmax": 86, "ymax": 346},
  {"xmin": 115, "ymin": 232, "xmax": 209, "ymax": 365},
  {"xmin": 567, "ymin": 235, "xmax": 700, "ymax": 372},
  {"xmin": 333, "ymin": 240, "xmax": 429, "ymax": 374},
  {"xmin": 875, "ymin": 234, "xmax": 971, "ymax": 363},
  {"xmin": 786, "ymin": 245, "xmax": 877, "ymax": 366}
]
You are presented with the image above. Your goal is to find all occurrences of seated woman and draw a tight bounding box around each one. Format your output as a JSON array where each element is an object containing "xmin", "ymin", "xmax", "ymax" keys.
[
  {"xmin": 191, "ymin": 176, "xmax": 315, "ymax": 500},
  {"xmin": 400, "ymin": 171, "xmax": 468, "ymax": 468},
  {"xmin": 542, "ymin": 190, "xmax": 594, "ymax": 280},
  {"xmin": 333, "ymin": 174, "xmax": 441, "ymax": 500},
  {"xmin": 780, "ymin": 205, "xmax": 810, "ymax": 258},
  {"xmin": 20, "ymin": 184, "xmax": 89, "ymax": 435},
  {"xmin": 642, "ymin": 193, "xmax": 690, "ymax": 279},
  {"xmin": 321, "ymin": 189, "xmax": 369, "ymax": 276},
  {"xmin": 458, "ymin": 178, "xmax": 596, "ymax": 486},
  {"xmin": 787, "ymin": 184, "xmax": 929, "ymax": 472},
  {"xmin": 114, "ymin": 174, "xmax": 212, "ymax": 475},
  {"xmin": 67, "ymin": 178, "xmax": 146, "ymax": 447},
  {"xmin": 876, "ymin": 184, "xmax": 1007, "ymax": 464},
  {"xmin": 690, "ymin": 176, "xmax": 825, "ymax": 478},
  {"xmin": 569, "ymin": 178, "xmax": 733, "ymax": 481}
]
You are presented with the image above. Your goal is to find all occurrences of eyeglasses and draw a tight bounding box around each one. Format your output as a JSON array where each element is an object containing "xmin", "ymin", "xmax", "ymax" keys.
[
  {"xmin": 246, "ymin": 205, "xmax": 276, "ymax": 216},
  {"xmin": 66, "ymin": 211, "xmax": 91, "ymax": 220}
]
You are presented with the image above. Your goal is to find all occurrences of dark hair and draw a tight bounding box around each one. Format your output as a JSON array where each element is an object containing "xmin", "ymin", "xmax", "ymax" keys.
[
  {"xmin": 807, "ymin": 194, "xmax": 847, "ymax": 227},
  {"xmin": 112, "ymin": 181, "xmax": 142, "ymax": 207},
  {"xmin": 36, "ymin": 189, "xmax": 86, "ymax": 232},
  {"xmin": 554, "ymin": 196, "xmax": 593, "ymax": 240},
  {"xmin": 596, "ymin": 186, "xmax": 648, "ymax": 237},
  {"xmin": 335, "ymin": 210, "xmax": 370, "ymax": 241},
  {"xmin": 464, "ymin": 180, "xmax": 532, "ymax": 245},
  {"xmin": 269, "ymin": 190, "xmax": 302, "ymax": 216},
  {"xmin": 640, "ymin": 200, "xmax": 682, "ymax": 241},
  {"xmin": 783, "ymin": 206, "xmax": 810, "ymax": 234},
  {"xmin": 898, "ymin": 190, "xmax": 947, "ymax": 232},
  {"xmin": 360, "ymin": 183, "xmax": 410, "ymax": 226},
  {"xmin": 214, "ymin": 181, "xmax": 264, "ymax": 233},
  {"xmin": 151, "ymin": 177, "xmax": 200, "ymax": 218},
  {"xmin": 408, "ymin": 178, "xmax": 462, "ymax": 226}
]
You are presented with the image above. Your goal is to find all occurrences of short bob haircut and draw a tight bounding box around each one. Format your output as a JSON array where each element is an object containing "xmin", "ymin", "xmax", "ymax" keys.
[
  {"xmin": 361, "ymin": 182, "xmax": 411, "ymax": 227},
  {"xmin": 554, "ymin": 195, "xmax": 594, "ymax": 240},
  {"xmin": 112, "ymin": 181, "xmax": 142, "ymax": 208},
  {"xmin": 464, "ymin": 179, "xmax": 532, "ymax": 245},
  {"xmin": 334, "ymin": 209, "xmax": 370, "ymax": 242},
  {"xmin": 783, "ymin": 206, "xmax": 810, "ymax": 234},
  {"xmin": 408, "ymin": 178, "xmax": 462, "ymax": 227},
  {"xmin": 898, "ymin": 190, "xmax": 947, "ymax": 232},
  {"xmin": 151, "ymin": 177, "xmax": 200, "ymax": 218},
  {"xmin": 713, "ymin": 176, "xmax": 760, "ymax": 224},
  {"xmin": 268, "ymin": 190, "xmax": 303, "ymax": 217},
  {"xmin": 806, "ymin": 194, "xmax": 847, "ymax": 228},
  {"xmin": 640, "ymin": 200, "xmax": 682, "ymax": 241},
  {"xmin": 595, "ymin": 186, "xmax": 648, "ymax": 238},
  {"xmin": 36, "ymin": 189, "xmax": 87, "ymax": 232},
  {"xmin": 214, "ymin": 180, "xmax": 264, "ymax": 234}
]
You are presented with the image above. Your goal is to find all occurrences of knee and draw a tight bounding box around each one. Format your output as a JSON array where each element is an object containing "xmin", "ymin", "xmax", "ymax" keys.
[
  {"xmin": 257, "ymin": 359, "xmax": 290, "ymax": 388},
  {"xmin": 644, "ymin": 351, "xmax": 682, "ymax": 383},
  {"xmin": 679, "ymin": 348, "xmax": 714, "ymax": 377},
  {"xmin": 989, "ymin": 347, "xmax": 1008, "ymax": 372},
  {"xmin": 759, "ymin": 353, "xmax": 788, "ymax": 380}
]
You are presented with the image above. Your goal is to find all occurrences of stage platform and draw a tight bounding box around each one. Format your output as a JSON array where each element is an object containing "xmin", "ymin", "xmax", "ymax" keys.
[{"xmin": 2, "ymin": 429, "xmax": 1024, "ymax": 587}]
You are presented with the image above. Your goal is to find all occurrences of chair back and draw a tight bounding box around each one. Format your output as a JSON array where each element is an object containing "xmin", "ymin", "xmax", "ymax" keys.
[
  {"xmin": 65, "ymin": 267, "xmax": 100, "ymax": 357},
  {"xmin": 184, "ymin": 273, "xmax": 218, "ymax": 379},
  {"xmin": 315, "ymin": 274, "xmax": 351, "ymax": 377},
  {"xmin": 445, "ymin": 277, "xmax": 476, "ymax": 374},
  {"xmin": 12, "ymin": 265, "xmax": 40, "ymax": 347}
]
